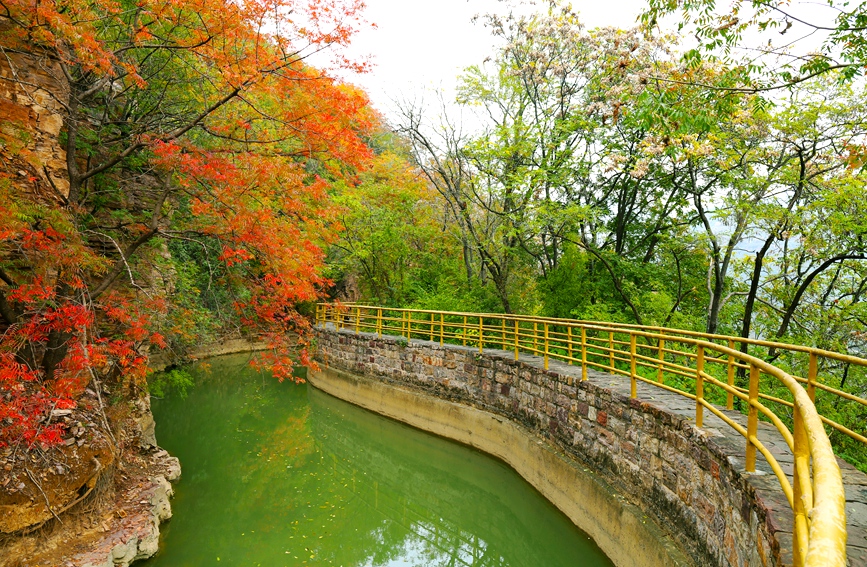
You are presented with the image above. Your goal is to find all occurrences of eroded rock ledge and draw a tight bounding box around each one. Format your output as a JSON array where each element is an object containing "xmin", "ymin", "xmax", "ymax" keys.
[
  {"xmin": 1, "ymin": 337, "xmax": 272, "ymax": 567},
  {"xmin": 68, "ymin": 451, "xmax": 180, "ymax": 567},
  {"xmin": 1, "ymin": 440, "xmax": 180, "ymax": 567}
]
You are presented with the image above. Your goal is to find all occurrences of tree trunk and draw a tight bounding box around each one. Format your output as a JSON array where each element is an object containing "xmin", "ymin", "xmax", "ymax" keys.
[
  {"xmin": 775, "ymin": 254, "xmax": 866, "ymax": 339},
  {"xmin": 740, "ymin": 235, "xmax": 775, "ymax": 345}
]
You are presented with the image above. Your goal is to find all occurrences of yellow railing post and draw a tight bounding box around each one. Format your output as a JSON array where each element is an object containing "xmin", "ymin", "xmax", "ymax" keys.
[
  {"xmin": 377, "ymin": 308, "xmax": 382, "ymax": 336},
  {"xmin": 355, "ymin": 307, "xmax": 360, "ymax": 334},
  {"xmin": 657, "ymin": 338, "xmax": 665, "ymax": 384},
  {"xmin": 533, "ymin": 322, "xmax": 538, "ymax": 353},
  {"xmin": 544, "ymin": 322, "xmax": 549, "ymax": 370},
  {"xmin": 429, "ymin": 312, "xmax": 434, "ymax": 341},
  {"xmin": 567, "ymin": 325, "xmax": 573, "ymax": 364},
  {"xmin": 514, "ymin": 319, "xmax": 519, "ymax": 360},
  {"xmin": 462, "ymin": 316, "xmax": 467, "ymax": 346},
  {"xmin": 726, "ymin": 339, "xmax": 735, "ymax": 409},
  {"xmin": 608, "ymin": 331, "xmax": 615, "ymax": 369},
  {"xmin": 629, "ymin": 334, "xmax": 637, "ymax": 398},
  {"xmin": 336, "ymin": 306, "xmax": 341, "ymax": 331},
  {"xmin": 746, "ymin": 363, "xmax": 760, "ymax": 472},
  {"xmin": 792, "ymin": 404, "xmax": 811, "ymax": 566},
  {"xmin": 581, "ymin": 327, "xmax": 588, "ymax": 381},
  {"xmin": 808, "ymin": 352, "xmax": 818, "ymax": 402},
  {"xmin": 440, "ymin": 313, "xmax": 444, "ymax": 345},
  {"xmin": 696, "ymin": 345, "xmax": 705, "ymax": 428},
  {"xmin": 479, "ymin": 316, "xmax": 484, "ymax": 353}
]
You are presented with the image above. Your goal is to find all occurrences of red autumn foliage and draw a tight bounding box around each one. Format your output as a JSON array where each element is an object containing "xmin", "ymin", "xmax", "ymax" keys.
[{"xmin": 0, "ymin": 0, "xmax": 376, "ymax": 448}]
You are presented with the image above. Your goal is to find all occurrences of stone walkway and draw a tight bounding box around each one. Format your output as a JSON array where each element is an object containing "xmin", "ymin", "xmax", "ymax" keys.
[
  {"xmin": 482, "ymin": 347, "xmax": 867, "ymax": 567},
  {"xmin": 320, "ymin": 323, "xmax": 867, "ymax": 565}
]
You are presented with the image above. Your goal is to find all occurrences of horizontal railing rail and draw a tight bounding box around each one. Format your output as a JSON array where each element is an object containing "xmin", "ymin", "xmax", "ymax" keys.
[
  {"xmin": 532, "ymin": 316, "xmax": 867, "ymax": 446},
  {"xmin": 316, "ymin": 303, "xmax": 853, "ymax": 567}
]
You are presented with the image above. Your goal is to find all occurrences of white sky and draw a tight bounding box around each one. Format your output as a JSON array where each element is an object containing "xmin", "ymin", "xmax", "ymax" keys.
[
  {"xmin": 321, "ymin": 0, "xmax": 839, "ymax": 121},
  {"xmin": 333, "ymin": 0, "xmax": 647, "ymax": 117}
]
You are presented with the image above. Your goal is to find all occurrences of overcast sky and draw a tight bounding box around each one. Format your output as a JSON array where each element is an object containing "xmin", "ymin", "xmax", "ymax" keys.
[
  {"xmin": 332, "ymin": 0, "xmax": 646, "ymax": 117},
  {"xmin": 322, "ymin": 0, "xmax": 835, "ymax": 121}
]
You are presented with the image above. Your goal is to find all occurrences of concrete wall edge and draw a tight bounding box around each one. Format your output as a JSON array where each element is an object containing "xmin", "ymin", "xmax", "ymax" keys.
[{"xmin": 309, "ymin": 365, "xmax": 694, "ymax": 567}]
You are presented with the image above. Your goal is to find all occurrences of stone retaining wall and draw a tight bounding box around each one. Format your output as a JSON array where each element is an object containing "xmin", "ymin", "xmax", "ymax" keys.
[{"xmin": 315, "ymin": 326, "xmax": 788, "ymax": 567}]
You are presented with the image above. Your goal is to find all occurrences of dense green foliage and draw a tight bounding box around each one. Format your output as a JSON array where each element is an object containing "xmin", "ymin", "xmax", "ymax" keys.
[{"xmin": 327, "ymin": 1, "xmax": 867, "ymax": 471}]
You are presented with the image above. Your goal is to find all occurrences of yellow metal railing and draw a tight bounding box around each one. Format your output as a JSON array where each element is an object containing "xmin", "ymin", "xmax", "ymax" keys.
[
  {"xmin": 316, "ymin": 303, "xmax": 854, "ymax": 567},
  {"xmin": 538, "ymin": 317, "xmax": 867, "ymax": 446}
]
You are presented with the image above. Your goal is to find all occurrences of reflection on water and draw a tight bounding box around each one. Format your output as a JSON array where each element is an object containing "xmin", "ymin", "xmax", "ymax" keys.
[{"xmin": 145, "ymin": 354, "xmax": 613, "ymax": 567}]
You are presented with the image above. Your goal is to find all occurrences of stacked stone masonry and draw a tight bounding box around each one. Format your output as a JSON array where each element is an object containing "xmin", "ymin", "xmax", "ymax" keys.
[{"xmin": 316, "ymin": 326, "xmax": 867, "ymax": 567}]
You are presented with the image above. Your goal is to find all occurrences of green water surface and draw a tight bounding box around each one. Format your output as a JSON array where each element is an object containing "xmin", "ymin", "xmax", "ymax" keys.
[{"xmin": 145, "ymin": 354, "xmax": 613, "ymax": 567}]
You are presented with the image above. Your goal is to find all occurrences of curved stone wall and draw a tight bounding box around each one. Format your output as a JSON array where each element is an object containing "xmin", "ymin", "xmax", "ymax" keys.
[
  {"xmin": 315, "ymin": 326, "xmax": 795, "ymax": 567},
  {"xmin": 310, "ymin": 365, "xmax": 692, "ymax": 567}
]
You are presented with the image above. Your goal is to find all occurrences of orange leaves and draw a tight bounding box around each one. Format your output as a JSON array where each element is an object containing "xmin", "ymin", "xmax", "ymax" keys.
[
  {"xmin": 147, "ymin": 70, "xmax": 372, "ymax": 308},
  {"xmin": 7, "ymin": 277, "xmax": 55, "ymax": 304},
  {"xmin": 2, "ymin": 0, "xmax": 370, "ymax": 101},
  {"xmin": 0, "ymin": 0, "xmax": 381, "ymax": 450},
  {"xmin": 20, "ymin": 225, "xmax": 64, "ymax": 252},
  {"xmin": 219, "ymin": 246, "xmax": 255, "ymax": 266},
  {"xmin": 39, "ymin": 305, "xmax": 93, "ymax": 334},
  {"xmin": 296, "ymin": 0, "xmax": 370, "ymax": 49},
  {"xmin": 1, "ymin": 0, "xmax": 119, "ymax": 74},
  {"xmin": 150, "ymin": 332, "xmax": 167, "ymax": 349}
]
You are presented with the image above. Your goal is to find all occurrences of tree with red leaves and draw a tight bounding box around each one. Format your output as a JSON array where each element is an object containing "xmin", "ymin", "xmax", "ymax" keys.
[{"xmin": 0, "ymin": 0, "xmax": 375, "ymax": 449}]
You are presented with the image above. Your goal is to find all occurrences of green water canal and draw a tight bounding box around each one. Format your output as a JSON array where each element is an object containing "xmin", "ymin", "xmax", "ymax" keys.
[{"xmin": 144, "ymin": 354, "xmax": 613, "ymax": 567}]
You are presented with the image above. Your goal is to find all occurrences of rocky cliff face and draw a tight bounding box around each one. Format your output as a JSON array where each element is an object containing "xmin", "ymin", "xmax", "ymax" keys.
[
  {"xmin": 0, "ymin": 32, "xmax": 69, "ymax": 200},
  {"xmin": 0, "ymin": 444, "xmax": 181, "ymax": 567},
  {"xmin": 0, "ymin": 381, "xmax": 181, "ymax": 566}
]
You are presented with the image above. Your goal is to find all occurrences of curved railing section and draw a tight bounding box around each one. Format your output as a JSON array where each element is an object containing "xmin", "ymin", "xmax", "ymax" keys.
[
  {"xmin": 316, "ymin": 303, "xmax": 856, "ymax": 567},
  {"xmin": 541, "ymin": 317, "xmax": 867, "ymax": 447}
]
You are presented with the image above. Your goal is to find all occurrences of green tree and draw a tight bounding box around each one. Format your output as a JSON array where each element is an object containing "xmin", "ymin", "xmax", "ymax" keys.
[
  {"xmin": 329, "ymin": 140, "xmax": 464, "ymax": 307},
  {"xmin": 642, "ymin": 0, "xmax": 867, "ymax": 87}
]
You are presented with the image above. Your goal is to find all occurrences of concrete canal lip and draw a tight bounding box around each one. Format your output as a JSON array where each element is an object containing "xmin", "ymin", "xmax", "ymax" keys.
[
  {"xmin": 314, "ymin": 325, "xmax": 867, "ymax": 567},
  {"xmin": 310, "ymin": 364, "xmax": 692, "ymax": 567}
]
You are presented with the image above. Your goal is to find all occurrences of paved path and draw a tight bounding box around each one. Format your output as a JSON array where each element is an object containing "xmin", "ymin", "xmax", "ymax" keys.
[
  {"xmin": 489, "ymin": 348, "xmax": 867, "ymax": 567},
  {"xmin": 322, "ymin": 322, "xmax": 866, "ymax": 566}
]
